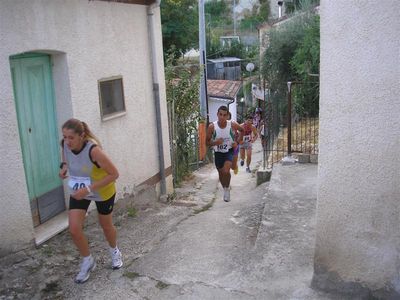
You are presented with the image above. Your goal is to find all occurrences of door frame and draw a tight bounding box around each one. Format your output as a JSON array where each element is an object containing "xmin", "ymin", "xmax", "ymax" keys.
[{"xmin": 10, "ymin": 52, "xmax": 66, "ymax": 226}]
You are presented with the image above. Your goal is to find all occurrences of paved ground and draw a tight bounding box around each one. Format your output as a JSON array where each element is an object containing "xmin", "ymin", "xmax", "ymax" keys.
[{"xmin": 0, "ymin": 141, "xmax": 349, "ymax": 299}]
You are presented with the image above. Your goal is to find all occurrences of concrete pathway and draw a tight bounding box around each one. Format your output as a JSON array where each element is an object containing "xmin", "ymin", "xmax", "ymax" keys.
[
  {"xmin": 126, "ymin": 142, "xmax": 341, "ymax": 299},
  {"xmin": 0, "ymin": 141, "xmax": 351, "ymax": 299}
]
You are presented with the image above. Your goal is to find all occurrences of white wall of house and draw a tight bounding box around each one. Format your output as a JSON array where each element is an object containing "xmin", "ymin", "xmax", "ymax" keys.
[
  {"xmin": 314, "ymin": 0, "xmax": 400, "ymax": 294},
  {"xmin": 208, "ymin": 98, "xmax": 237, "ymax": 123},
  {"xmin": 0, "ymin": 0, "xmax": 172, "ymax": 254},
  {"xmin": 269, "ymin": 0, "xmax": 286, "ymax": 20}
]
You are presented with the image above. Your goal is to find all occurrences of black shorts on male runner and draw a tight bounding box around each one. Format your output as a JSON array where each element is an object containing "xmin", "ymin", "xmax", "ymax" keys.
[
  {"xmin": 69, "ymin": 194, "xmax": 116, "ymax": 215},
  {"xmin": 214, "ymin": 148, "xmax": 234, "ymax": 169}
]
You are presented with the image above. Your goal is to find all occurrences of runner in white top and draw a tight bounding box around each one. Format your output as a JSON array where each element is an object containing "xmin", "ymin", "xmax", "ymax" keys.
[{"xmin": 206, "ymin": 106, "xmax": 243, "ymax": 202}]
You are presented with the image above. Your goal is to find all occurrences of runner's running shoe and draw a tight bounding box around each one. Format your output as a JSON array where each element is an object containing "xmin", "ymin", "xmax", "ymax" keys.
[
  {"xmin": 75, "ymin": 255, "xmax": 96, "ymax": 284},
  {"xmin": 234, "ymin": 166, "xmax": 239, "ymax": 175},
  {"xmin": 223, "ymin": 188, "xmax": 230, "ymax": 202},
  {"xmin": 110, "ymin": 248, "xmax": 123, "ymax": 269}
]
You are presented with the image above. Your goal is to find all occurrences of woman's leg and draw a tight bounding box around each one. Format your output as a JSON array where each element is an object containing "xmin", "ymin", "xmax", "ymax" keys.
[
  {"xmin": 96, "ymin": 198, "xmax": 123, "ymax": 269},
  {"xmin": 98, "ymin": 213, "xmax": 117, "ymax": 248},
  {"xmin": 69, "ymin": 209, "xmax": 90, "ymax": 256}
]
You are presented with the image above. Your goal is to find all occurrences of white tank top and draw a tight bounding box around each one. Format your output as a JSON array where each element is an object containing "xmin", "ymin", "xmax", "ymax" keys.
[{"xmin": 213, "ymin": 120, "xmax": 234, "ymax": 153}]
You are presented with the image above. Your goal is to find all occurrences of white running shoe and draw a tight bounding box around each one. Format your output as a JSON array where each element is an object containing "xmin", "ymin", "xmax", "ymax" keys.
[
  {"xmin": 75, "ymin": 255, "xmax": 96, "ymax": 284},
  {"xmin": 110, "ymin": 248, "xmax": 123, "ymax": 269},
  {"xmin": 223, "ymin": 188, "xmax": 230, "ymax": 202}
]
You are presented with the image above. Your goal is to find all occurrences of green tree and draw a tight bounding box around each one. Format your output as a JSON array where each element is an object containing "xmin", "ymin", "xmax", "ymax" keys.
[
  {"xmin": 161, "ymin": 0, "xmax": 198, "ymax": 59},
  {"xmin": 262, "ymin": 12, "xmax": 319, "ymax": 115},
  {"xmin": 262, "ymin": 18, "xmax": 305, "ymax": 94},
  {"xmin": 205, "ymin": 0, "xmax": 231, "ymax": 27},
  {"xmin": 285, "ymin": 0, "xmax": 319, "ymax": 14},
  {"xmin": 290, "ymin": 15, "xmax": 320, "ymax": 116},
  {"xmin": 239, "ymin": 0, "xmax": 270, "ymax": 31}
]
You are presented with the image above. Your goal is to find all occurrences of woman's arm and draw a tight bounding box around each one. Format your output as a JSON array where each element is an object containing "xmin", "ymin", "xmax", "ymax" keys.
[
  {"xmin": 89, "ymin": 146, "xmax": 119, "ymax": 191},
  {"xmin": 59, "ymin": 146, "xmax": 68, "ymax": 179}
]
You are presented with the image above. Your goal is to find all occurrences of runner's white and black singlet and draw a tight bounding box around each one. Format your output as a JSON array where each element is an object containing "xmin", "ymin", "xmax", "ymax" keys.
[
  {"xmin": 63, "ymin": 140, "xmax": 116, "ymax": 201},
  {"xmin": 212, "ymin": 120, "xmax": 234, "ymax": 153}
]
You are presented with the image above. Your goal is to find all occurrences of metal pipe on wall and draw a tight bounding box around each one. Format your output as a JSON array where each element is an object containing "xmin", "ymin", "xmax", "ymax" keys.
[
  {"xmin": 148, "ymin": 0, "xmax": 166, "ymax": 196},
  {"xmin": 287, "ymin": 81, "xmax": 292, "ymax": 156}
]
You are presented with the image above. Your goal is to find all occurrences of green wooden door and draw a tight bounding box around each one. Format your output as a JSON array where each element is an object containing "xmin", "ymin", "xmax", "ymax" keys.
[{"xmin": 10, "ymin": 53, "xmax": 65, "ymax": 225}]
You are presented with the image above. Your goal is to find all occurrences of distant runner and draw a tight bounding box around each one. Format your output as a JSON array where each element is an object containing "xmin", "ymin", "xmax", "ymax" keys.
[
  {"xmin": 227, "ymin": 111, "xmax": 240, "ymax": 175},
  {"xmin": 206, "ymin": 106, "xmax": 243, "ymax": 202},
  {"xmin": 240, "ymin": 114, "xmax": 258, "ymax": 173}
]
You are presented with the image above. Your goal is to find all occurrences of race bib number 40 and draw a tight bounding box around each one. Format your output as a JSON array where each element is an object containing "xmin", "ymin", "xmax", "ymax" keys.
[{"xmin": 68, "ymin": 176, "xmax": 91, "ymax": 191}]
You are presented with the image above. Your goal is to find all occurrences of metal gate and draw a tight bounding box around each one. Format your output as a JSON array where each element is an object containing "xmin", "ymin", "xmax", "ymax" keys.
[{"xmin": 261, "ymin": 81, "xmax": 319, "ymax": 169}]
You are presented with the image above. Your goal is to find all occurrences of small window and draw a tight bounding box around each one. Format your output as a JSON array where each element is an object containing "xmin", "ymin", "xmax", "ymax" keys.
[{"xmin": 98, "ymin": 76, "xmax": 126, "ymax": 119}]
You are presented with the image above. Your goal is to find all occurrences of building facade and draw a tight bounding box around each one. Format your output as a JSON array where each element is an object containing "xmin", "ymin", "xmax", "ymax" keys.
[
  {"xmin": 0, "ymin": 0, "xmax": 173, "ymax": 256},
  {"xmin": 313, "ymin": 1, "xmax": 400, "ymax": 297}
]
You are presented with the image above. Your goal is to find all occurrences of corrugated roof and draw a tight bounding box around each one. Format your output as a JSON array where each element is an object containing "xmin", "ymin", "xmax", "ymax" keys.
[
  {"xmin": 207, "ymin": 57, "xmax": 242, "ymax": 64},
  {"xmin": 207, "ymin": 80, "xmax": 242, "ymax": 100},
  {"xmin": 94, "ymin": 0, "xmax": 157, "ymax": 6}
]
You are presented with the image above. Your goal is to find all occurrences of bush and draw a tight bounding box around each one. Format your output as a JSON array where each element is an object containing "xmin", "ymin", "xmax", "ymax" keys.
[
  {"xmin": 290, "ymin": 15, "xmax": 320, "ymax": 116},
  {"xmin": 262, "ymin": 11, "xmax": 319, "ymax": 116},
  {"xmin": 165, "ymin": 53, "xmax": 201, "ymax": 185}
]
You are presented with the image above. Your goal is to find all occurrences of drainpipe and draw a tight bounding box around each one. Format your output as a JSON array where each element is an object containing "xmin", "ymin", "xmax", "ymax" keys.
[
  {"xmin": 227, "ymin": 98, "xmax": 235, "ymax": 111},
  {"xmin": 148, "ymin": 0, "xmax": 167, "ymax": 197},
  {"xmin": 287, "ymin": 81, "xmax": 292, "ymax": 156},
  {"xmin": 278, "ymin": 1, "xmax": 283, "ymax": 18}
]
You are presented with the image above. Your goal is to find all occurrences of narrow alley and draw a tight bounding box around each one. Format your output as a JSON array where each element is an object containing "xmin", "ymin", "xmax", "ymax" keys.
[{"xmin": 1, "ymin": 141, "xmax": 349, "ymax": 299}]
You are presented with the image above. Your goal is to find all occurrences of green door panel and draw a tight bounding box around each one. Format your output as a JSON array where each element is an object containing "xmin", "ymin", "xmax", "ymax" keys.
[
  {"xmin": 10, "ymin": 60, "xmax": 36, "ymax": 199},
  {"xmin": 21, "ymin": 57, "xmax": 61, "ymax": 196},
  {"xmin": 10, "ymin": 54, "xmax": 65, "ymax": 224}
]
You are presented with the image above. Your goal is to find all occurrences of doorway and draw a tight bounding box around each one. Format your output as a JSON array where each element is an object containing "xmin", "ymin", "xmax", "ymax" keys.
[{"xmin": 10, "ymin": 53, "xmax": 65, "ymax": 226}]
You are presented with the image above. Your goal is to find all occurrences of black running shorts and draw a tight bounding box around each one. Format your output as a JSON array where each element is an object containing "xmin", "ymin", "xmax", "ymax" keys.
[
  {"xmin": 214, "ymin": 148, "xmax": 234, "ymax": 169},
  {"xmin": 69, "ymin": 194, "xmax": 116, "ymax": 215}
]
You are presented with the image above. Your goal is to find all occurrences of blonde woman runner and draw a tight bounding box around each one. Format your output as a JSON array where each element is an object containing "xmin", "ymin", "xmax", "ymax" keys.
[{"xmin": 59, "ymin": 118, "xmax": 122, "ymax": 284}]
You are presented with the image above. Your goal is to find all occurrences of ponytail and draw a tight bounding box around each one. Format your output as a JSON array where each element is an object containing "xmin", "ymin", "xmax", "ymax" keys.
[
  {"xmin": 61, "ymin": 118, "xmax": 102, "ymax": 147},
  {"xmin": 81, "ymin": 121, "xmax": 101, "ymax": 147}
]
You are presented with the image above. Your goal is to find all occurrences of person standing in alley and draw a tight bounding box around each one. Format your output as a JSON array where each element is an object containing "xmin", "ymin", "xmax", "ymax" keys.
[
  {"xmin": 206, "ymin": 106, "xmax": 243, "ymax": 202},
  {"xmin": 239, "ymin": 114, "xmax": 258, "ymax": 173},
  {"xmin": 59, "ymin": 118, "xmax": 123, "ymax": 284},
  {"xmin": 253, "ymin": 107, "xmax": 262, "ymax": 131},
  {"xmin": 227, "ymin": 111, "xmax": 240, "ymax": 175}
]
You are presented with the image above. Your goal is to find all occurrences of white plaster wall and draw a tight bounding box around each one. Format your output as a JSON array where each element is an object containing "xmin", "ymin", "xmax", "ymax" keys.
[
  {"xmin": 315, "ymin": 0, "xmax": 400, "ymax": 290},
  {"xmin": 0, "ymin": 0, "xmax": 171, "ymax": 253},
  {"xmin": 269, "ymin": 1, "xmax": 284, "ymax": 20},
  {"xmin": 208, "ymin": 98, "xmax": 237, "ymax": 123},
  {"xmin": 0, "ymin": 59, "xmax": 35, "ymax": 255}
]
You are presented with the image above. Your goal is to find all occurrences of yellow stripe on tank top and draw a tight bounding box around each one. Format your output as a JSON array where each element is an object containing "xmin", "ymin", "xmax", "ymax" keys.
[{"xmin": 91, "ymin": 165, "xmax": 116, "ymax": 201}]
